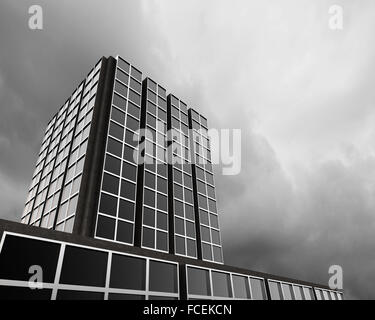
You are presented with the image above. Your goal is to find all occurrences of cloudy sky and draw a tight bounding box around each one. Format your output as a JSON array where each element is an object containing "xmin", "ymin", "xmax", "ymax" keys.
[{"xmin": 1, "ymin": 0, "xmax": 375, "ymax": 299}]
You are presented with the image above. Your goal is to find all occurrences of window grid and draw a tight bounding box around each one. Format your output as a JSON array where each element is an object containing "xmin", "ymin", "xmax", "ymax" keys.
[
  {"xmin": 0, "ymin": 232, "xmax": 179, "ymax": 300},
  {"xmin": 189, "ymin": 109, "xmax": 223, "ymax": 264},
  {"xmin": 95, "ymin": 56, "xmax": 142, "ymax": 245},
  {"xmin": 141, "ymin": 78, "xmax": 169, "ymax": 253},
  {"xmin": 169, "ymin": 96, "xmax": 197, "ymax": 259},
  {"xmin": 186, "ymin": 265, "xmax": 267, "ymax": 300},
  {"xmin": 21, "ymin": 59, "xmax": 102, "ymax": 233}
]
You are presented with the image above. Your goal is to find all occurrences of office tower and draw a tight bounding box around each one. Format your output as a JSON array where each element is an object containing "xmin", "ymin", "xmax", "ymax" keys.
[{"xmin": 0, "ymin": 55, "xmax": 343, "ymax": 300}]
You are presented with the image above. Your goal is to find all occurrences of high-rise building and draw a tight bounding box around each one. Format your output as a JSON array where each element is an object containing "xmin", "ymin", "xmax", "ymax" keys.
[{"xmin": 0, "ymin": 55, "xmax": 343, "ymax": 300}]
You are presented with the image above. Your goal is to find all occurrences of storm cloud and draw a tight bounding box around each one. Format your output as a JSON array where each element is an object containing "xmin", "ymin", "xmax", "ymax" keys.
[{"xmin": 1, "ymin": 0, "xmax": 374, "ymax": 299}]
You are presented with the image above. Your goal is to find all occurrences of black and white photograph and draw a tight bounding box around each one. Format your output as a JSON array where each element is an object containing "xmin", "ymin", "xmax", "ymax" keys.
[{"xmin": 0, "ymin": 0, "xmax": 373, "ymax": 309}]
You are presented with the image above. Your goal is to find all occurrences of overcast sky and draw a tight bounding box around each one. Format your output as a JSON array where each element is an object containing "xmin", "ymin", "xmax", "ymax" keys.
[{"xmin": 1, "ymin": 0, "xmax": 375, "ymax": 299}]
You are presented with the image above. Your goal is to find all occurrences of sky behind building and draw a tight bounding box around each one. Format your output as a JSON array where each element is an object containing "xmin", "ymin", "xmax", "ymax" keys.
[{"xmin": 1, "ymin": 0, "xmax": 374, "ymax": 299}]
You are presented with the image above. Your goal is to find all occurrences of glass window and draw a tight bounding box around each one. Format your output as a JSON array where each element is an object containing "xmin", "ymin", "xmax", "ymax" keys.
[
  {"xmin": 111, "ymin": 106, "xmax": 125, "ymax": 125},
  {"xmin": 142, "ymin": 227, "xmax": 155, "ymax": 248},
  {"xmin": 110, "ymin": 254, "xmax": 145, "ymax": 290},
  {"xmin": 187, "ymin": 267, "xmax": 211, "ymax": 296},
  {"xmin": 282, "ymin": 283, "xmax": 294, "ymax": 300},
  {"xmin": 175, "ymin": 236, "xmax": 185, "ymax": 255},
  {"xmin": 109, "ymin": 121, "xmax": 124, "ymax": 142},
  {"xmin": 186, "ymin": 239, "xmax": 197, "ymax": 257},
  {"xmin": 128, "ymin": 90, "xmax": 141, "ymax": 106},
  {"xmin": 212, "ymin": 271, "xmax": 232, "ymax": 298},
  {"xmin": 186, "ymin": 221, "xmax": 196, "ymax": 238},
  {"xmin": 126, "ymin": 115, "xmax": 139, "ymax": 132},
  {"xmin": 143, "ymin": 207, "xmax": 155, "ymax": 227},
  {"xmin": 116, "ymin": 220, "xmax": 134, "ymax": 244},
  {"xmin": 104, "ymin": 154, "xmax": 121, "ymax": 176},
  {"xmin": 107, "ymin": 137, "xmax": 122, "ymax": 158},
  {"xmin": 60, "ymin": 246, "xmax": 108, "ymax": 287},
  {"xmin": 293, "ymin": 285, "xmax": 304, "ymax": 300},
  {"xmin": 114, "ymin": 81, "xmax": 128, "ymax": 98},
  {"xmin": 157, "ymin": 193, "xmax": 167, "ymax": 211},
  {"xmin": 269, "ymin": 281, "xmax": 282, "ymax": 300},
  {"xmin": 202, "ymin": 243, "xmax": 212, "ymax": 261},
  {"xmin": 102, "ymin": 173, "xmax": 119, "ymax": 195},
  {"xmin": 156, "ymin": 231, "xmax": 168, "ymax": 251},
  {"xmin": 128, "ymin": 102, "xmax": 140, "ymax": 120},
  {"xmin": 113, "ymin": 93, "xmax": 126, "ymax": 111},
  {"xmin": 157, "ymin": 211, "xmax": 168, "ymax": 230},
  {"xmin": 212, "ymin": 246, "xmax": 223, "ymax": 263},
  {"xmin": 120, "ymin": 179, "xmax": 136, "ymax": 200},
  {"xmin": 117, "ymin": 59, "xmax": 130, "ymax": 74},
  {"xmin": 0, "ymin": 235, "xmax": 60, "ymax": 283},
  {"xmin": 315, "ymin": 289, "xmax": 323, "ymax": 300},
  {"xmin": 131, "ymin": 66, "xmax": 142, "ymax": 82},
  {"xmin": 99, "ymin": 193, "xmax": 117, "ymax": 216},
  {"xmin": 122, "ymin": 161, "xmax": 137, "ymax": 181},
  {"xmin": 118, "ymin": 199, "xmax": 135, "ymax": 221},
  {"xmin": 175, "ymin": 217, "xmax": 185, "ymax": 235},
  {"xmin": 96, "ymin": 215, "xmax": 115, "ymax": 239},
  {"xmin": 232, "ymin": 275, "xmax": 250, "ymax": 299},
  {"xmin": 149, "ymin": 261, "xmax": 178, "ymax": 293},
  {"xmin": 144, "ymin": 189, "xmax": 155, "ymax": 207},
  {"xmin": 201, "ymin": 226, "xmax": 211, "ymax": 242},
  {"xmin": 250, "ymin": 278, "xmax": 266, "ymax": 300},
  {"xmin": 303, "ymin": 287, "xmax": 314, "ymax": 300}
]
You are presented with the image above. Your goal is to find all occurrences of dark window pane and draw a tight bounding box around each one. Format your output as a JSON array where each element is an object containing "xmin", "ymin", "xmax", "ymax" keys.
[
  {"xmin": 142, "ymin": 227, "xmax": 155, "ymax": 248},
  {"xmin": 0, "ymin": 235, "xmax": 60, "ymax": 283},
  {"xmin": 60, "ymin": 246, "xmax": 108, "ymax": 287},
  {"xmin": 128, "ymin": 89, "xmax": 141, "ymax": 105},
  {"xmin": 175, "ymin": 217, "xmax": 185, "ymax": 235},
  {"xmin": 143, "ymin": 207, "xmax": 155, "ymax": 227},
  {"xmin": 96, "ymin": 215, "xmax": 115, "ymax": 239},
  {"xmin": 108, "ymin": 293, "xmax": 145, "ymax": 300},
  {"xmin": 99, "ymin": 193, "xmax": 117, "ymax": 216},
  {"xmin": 131, "ymin": 66, "xmax": 142, "ymax": 82},
  {"xmin": 102, "ymin": 173, "xmax": 119, "ymax": 195},
  {"xmin": 56, "ymin": 290, "xmax": 104, "ymax": 300},
  {"xmin": 114, "ymin": 81, "xmax": 128, "ymax": 98},
  {"xmin": 157, "ymin": 193, "xmax": 168, "ymax": 211},
  {"xmin": 120, "ymin": 179, "xmax": 136, "ymax": 200},
  {"xmin": 282, "ymin": 283, "xmax": 294, "ymax": 300},
  {"xmin": 144, "ymin": 171, "xmax": 155, "ymax": 189},
  {"xmin": 116, "ymin": 220, "xmax": 134, "ymax": 244},
  {"xmin": 250, "ymin": 278, "xmax": 266, "ymax": 300},
  {"xmin": 126, "ymin": 115, "xmax": 139, "ymax": 132},
  {"xmin": 186, "ymin": 221, "xmax": 196, "ymax": 238},
  {"xmin": 125, "ymin": 129, "xmax": 139, "ymax": 148},
  {"xmin": 209, "ymin": 214, "xmax": 219, "ymax": 229},
  {"xmin": 175, "ymin": 236, "xmax": 185, "ymax": 255},
  {"xmin": 186, "ymin": 239, "xmax": 197, "ymax": 257},
  {"xmin": 187, "ymin": 267, "xmax": 211, "ymax": 296},
  {"xmin": 149, "ymin": 261, "xmax": 177, "ymax": 293},
  {"xmin": 211, "ymin": 229, "xmax": 220, "ymax": 245},
  {"xmin": 107, "ymin": 137, "xmax": 122, "ymax": 158},
  {"xmin": 199, "ymin": 210, "xmax": 209, "ymax": 225},
  {"xmin": 128, "ymin": 102, "xmax": 140, "ymax": 119},
  {"xmin": 104, "ymin": 154, "xmax": 121, "ymax": 175},
  {"xmin": 144, "ymin": 189, "xmax": 155, "ymax": 207},
  {"xmin": 110, "ymin": 254, "xmax": 146, "ymax": 290},
  {"xmin": 0, "ymin": 286, "xmax": 52, "ymax": 300},
  {"xmin": 129, "ymin": 77, "xmax": 141, "ymax": 93},
  {"xmin": 201, "ymin": 226, "xmax": 211, "ymax": 242},
  {"xmin": 117, "ymin": 59, "xmax": 130, "ymax": 73},
  {"xmin": 122, "ymin": 162, "xmax": 137, "ymax": 181},
  {"xmin": 118, "ymin": 199, "xmax": 135, "ymax": 221},
  {"xmin": 149, "ymin": 296, "xmax": 177, "ymax": 300},
  {"xmin": 109, "ymin": 121, "xmax": 124, "ymax": 141},
  {"xmin": 123, "ymin": 144, "xmax": 136, "ymax": 164},
  {"xmin": 116, "ymin": 68, "xmax": 129, "ymax": 84},
  {"xmin": 213, "ymin": 246, "xmax": 223, "ymax": 263},
  {"xmin": 232, "ymin": 275, "xmax": 250, "ymax": 299},
  {"xmin": 212, "ymin": 271, "xmax": 232, "ymax": 297},
  {"xmin": 111, "ymin": 106, "xmax": 125, "ymax": 125},
  {"xmin": 156, "ymin": 231, "xmax": 168, "ymax": 251},
  {"xmin": 174, "ymin": 200, "xmax": 184, "ymax": 217},
  {"xmin": 157, "ymin": 177, "xmax": 167, "ymax": 194},
  {"xmin": 202, "ymin": 243, "xmax": 212, "ymax": 261},
  {"xmin": 185, "ymin": 205, "xmax": 194, "ymax": 221},
  {"xmin": 157, "ymin": 211, "xmax": 168, "ymax": 231},
  {"xmin": 113, "ymin": 93, "xmax": 126, "ymax": 111}
]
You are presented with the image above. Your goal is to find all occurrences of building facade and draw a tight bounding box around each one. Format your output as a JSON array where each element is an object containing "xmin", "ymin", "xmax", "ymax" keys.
[{"xmin": 0, "ymin": 55, "xmax": 343, "ymax": 300}]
